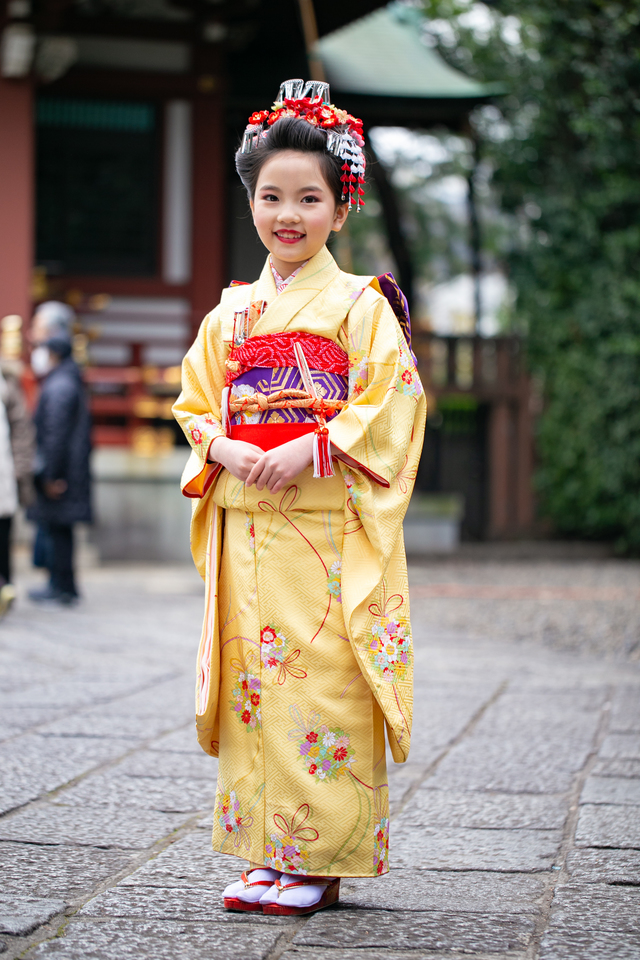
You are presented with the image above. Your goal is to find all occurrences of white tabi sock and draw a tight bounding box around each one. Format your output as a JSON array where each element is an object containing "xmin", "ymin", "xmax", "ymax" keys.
[
  {"xmin": 223, "ymin": 868, "xmax": 281, "ymax": 903},
  {"xmin": 260, "ymin": 873, "xmax": 334, "ymax": 909}
]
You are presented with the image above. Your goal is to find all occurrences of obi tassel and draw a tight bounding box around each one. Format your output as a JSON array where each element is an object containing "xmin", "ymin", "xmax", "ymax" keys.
[
  {"xmin": 293, "ymin": 340, "xmax": 335, "ymax": 479},
  {"xmin": 221, "ymin": 386, "xmax": 231, "ymax": 436},
  {"xmin": 313, "ymin": 425, "xmax": 334, "ymax": 478}
]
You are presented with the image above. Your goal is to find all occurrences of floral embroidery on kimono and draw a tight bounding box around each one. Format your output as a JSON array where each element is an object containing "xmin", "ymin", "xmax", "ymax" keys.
[
  {"xmin": 394, "ymin": 335, "xmax": 423, "ymax": 398},
  {"xmin": 327, "ymin": 559, "xmax": 342, "ymax": 602},
  {"xmin": 264, "ymin": 804, "xmax": 318, "ymax": 874}
]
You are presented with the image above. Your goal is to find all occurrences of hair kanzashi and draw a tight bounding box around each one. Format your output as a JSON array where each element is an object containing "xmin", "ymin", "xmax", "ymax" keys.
[{"xmin": 235, "ymin": 79, "xmax": 366, "ymax": 212}]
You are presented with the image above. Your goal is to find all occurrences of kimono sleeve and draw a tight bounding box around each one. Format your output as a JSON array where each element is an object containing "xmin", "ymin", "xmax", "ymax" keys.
[
  {"xmin": 328, "ymin": 287, "xmax": 424, "ymax": 490},
  {"xmin": 172, "ymin": 306, "xmax": 228, "ymax": 499}
]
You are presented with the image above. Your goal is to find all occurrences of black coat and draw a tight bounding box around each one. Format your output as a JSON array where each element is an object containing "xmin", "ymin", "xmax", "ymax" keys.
[{"xmin": 28, "ymin": 357, "xmax": 92, "ymax": 525}]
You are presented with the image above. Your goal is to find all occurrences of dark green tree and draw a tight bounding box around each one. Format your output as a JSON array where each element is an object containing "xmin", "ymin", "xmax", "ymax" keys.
[{"xmin": 421, "ymin": 0, "xmax": 640, "ymax": 550}]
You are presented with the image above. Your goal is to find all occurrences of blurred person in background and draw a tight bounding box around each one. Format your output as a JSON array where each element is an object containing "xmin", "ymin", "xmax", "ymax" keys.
[
  {"xmin": 0, "ymin": 380, "xmax": 17, "ymax": 616},
  {"xmin": 0, "ymin": 324, "xmax": 36, "ymax": 618},
  {"xmin": 27, "ymin": 302, "xmax": 92, "ymax": 605}
]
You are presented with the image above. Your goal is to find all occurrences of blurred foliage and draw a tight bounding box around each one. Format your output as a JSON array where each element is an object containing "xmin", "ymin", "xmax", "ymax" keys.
[
  {"xmin": 357, "ymin": 135, "xmax": 473, "ymax": 284},
  {"xmin": 345, "ymin": 129, "xmax": 511, "ymax": 297},
  {"xmin": 421, "ymin": 0, "xmax": 640, "ymax": 550}
]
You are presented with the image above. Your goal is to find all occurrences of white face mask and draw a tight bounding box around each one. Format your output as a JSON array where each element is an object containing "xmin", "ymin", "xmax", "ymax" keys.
[{"xmin": 31, "ymin": 345, "xmax": 54, "ymax": 378}]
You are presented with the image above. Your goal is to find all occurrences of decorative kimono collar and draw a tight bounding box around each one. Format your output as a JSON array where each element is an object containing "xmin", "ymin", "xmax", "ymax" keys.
[
  {"xmin": 256, "ymin": 245, "xmax": 340, "ymax": 303},
  {"xmin": 270, "ymin": 258, "xmax": 309, "ymax": 295}
]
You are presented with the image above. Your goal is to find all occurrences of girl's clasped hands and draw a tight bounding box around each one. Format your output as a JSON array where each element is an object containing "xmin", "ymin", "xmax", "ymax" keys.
[{"xmin": 209, "ymin": 433, "xmax": 315, "ymax": 494}]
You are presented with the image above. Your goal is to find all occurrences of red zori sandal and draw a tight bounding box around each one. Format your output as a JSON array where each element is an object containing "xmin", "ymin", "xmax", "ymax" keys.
[
  {"xmin": 261, "ymin": 876, "xmax": 340, "ymax": 916},
  {"xmin": 223, "ymin": 869, "xmax": 280, "ymax": 912}
]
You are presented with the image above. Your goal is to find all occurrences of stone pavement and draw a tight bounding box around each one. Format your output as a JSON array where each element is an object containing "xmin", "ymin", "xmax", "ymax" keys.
[{"xmin": 1, "ymin": 555, "xmax": 639, "ymax": 959}]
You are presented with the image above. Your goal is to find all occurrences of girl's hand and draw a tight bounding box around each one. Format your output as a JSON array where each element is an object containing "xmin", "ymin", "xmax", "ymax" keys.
[
  {"xmin": 209, "ymin": 437, "xmax": 263, "ymax": 482},
  {"xmin": 245, "ymin": 434, "xmax": 314, "ymax": 493}
]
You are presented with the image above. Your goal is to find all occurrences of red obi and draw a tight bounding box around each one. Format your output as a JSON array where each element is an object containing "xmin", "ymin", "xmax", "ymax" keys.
[
  {"xmin": 226, "ymin": 331, "xmax": 348, "ymax": 385},
  {"xmin": 230, "ymin": 422, "xmax": 316, "ymax": 450}
]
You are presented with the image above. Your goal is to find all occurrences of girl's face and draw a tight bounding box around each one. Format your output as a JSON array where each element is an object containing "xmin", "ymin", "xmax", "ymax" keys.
[{"xmin": 250, "ymin": 150, "xmax": 348, "ymax": 279}]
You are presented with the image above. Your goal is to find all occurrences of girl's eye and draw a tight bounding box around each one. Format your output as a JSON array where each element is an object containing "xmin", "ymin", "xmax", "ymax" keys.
[
  {"xmin": 261, "ymin": 194, "xmax": 279, "ymax": 202},
  {"xmin": 301, "ymin": 195, "xmax": 320, "ymax": 203}
]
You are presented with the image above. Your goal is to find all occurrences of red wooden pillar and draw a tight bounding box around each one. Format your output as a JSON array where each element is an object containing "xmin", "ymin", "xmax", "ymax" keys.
[
  {"xmin": 190, "ymin": 91, "xmax": 226, "ymax": 339},
  {"xmin": 0, "ymin": 77, "xmax": 33, "ymax": 325}
]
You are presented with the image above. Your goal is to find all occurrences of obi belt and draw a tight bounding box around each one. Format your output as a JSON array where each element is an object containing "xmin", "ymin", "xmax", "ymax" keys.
[{"xmin": 224, "ymin": 331, "xmax": 348, "ymax": 452}]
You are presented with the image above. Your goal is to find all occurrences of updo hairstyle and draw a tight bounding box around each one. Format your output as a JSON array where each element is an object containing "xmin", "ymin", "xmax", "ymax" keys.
[{"xmin": 235, "ymin": 117, "xmax": 346, "ymax": 207}]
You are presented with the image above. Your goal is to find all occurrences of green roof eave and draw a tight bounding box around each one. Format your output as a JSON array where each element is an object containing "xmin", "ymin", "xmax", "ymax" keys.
[{"xmin": 314, "ymin": 2, "xmax": 501, "ymax": 101}]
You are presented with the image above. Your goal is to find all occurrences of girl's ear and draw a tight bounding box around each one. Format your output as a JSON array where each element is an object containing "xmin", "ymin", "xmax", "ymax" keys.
[
  {"xmin": 331, "ymin": 202, "xmax": 349, "ymax": 234},
  {"xmin": 249, "ymin": 198, "xmax": 255, "ymax": 222}
]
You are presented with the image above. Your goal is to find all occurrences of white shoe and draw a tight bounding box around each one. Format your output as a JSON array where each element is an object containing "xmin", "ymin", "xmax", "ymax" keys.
[{"xmin": 223, "ymin": 868, "xmax": 281, "ymax": 912}]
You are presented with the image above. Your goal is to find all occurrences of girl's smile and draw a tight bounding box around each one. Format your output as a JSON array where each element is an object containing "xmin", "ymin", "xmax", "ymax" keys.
[
  {"xmin": 273, "ymin": 230, "xmax": 305, "ymax": 244},
  {"xmin": 250, "ymin": 151, "xmax": 348, "ymax": 279}
]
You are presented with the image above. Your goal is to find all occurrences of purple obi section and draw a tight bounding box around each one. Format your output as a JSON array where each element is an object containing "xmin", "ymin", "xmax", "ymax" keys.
[{"xmin": 230, "ymin": 366, "xmax": 348, "ymax": 426}]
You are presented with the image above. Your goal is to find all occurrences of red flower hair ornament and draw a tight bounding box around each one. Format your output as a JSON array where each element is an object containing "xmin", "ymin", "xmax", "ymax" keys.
[{"xmin": 241, "ymin": 78, "xmax": 366, "ymax": 212}]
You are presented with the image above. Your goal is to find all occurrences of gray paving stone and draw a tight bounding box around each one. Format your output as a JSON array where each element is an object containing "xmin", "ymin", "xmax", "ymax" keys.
[
  {"xmin": 0, "ymin": 679, "xmax": 149, "ymax": 712},
  {"xmin": 50, "ymin": 774, "xmax": 214, "ymax": 814},
  {"xmin": 30, "ymin": 919, "xmax": 283, "ymax": 959},
  {"xmin": 387, "ymin": 762, "xmax": 424, "ymax": 816},
  {"xmin": 0, "ymin": 707, "xmax": 68, "ymax": 742},
  {"xmin": 0, "ymin": 899, "xmax": 66, "ymax": 936},
  {"xmin": 146, "ymin": 728, "xmax": 208, "ymax": 755},
  {"xmin": 575, "ymin": 804, "xmax": 640, "ymax": 849},
  {"xmin": 293, "ymin": 907, "xmax": 535, "ymax": 953},
  {"xmin": 407, "ymin": 789, "xmax": 567, "ymax": 830},
  {"xmin": 548, "ymin": 884, "xmax": 640, "ymax": 933},
  {"xmin": 539, "ymin": 882, "xmax": 640, "ymax": 956},
  {"xmin": 610, "ymin": 687, "xmax": 640, "ymax": 734},
  {"xmin": 581, "ymin": 776, "xmax": 640, "ymax": 806},
  {"xmin": 0, "ymin": 803, "xmax": 189, "ymax": 849},
  {"xmin": 539, "ymin": 929, "xmax": 640, "ymax": 960},
  {"xmin": 0, "ymin": 843, "xmax": 135, "ymax": 898},
  {"xmin": 340, "ymin": 871, "xmax": 545, "ymax": 914},
  {"xmin": 599, "ymin": 733, "xmax": 640, "ymax": 760},
  {"xmin": 116, "ymin": 749, "xmax": 215, "ymax": 781},
  {"xmin": 424, "ymin": 738, "xmax": 585, "ymax": 794},
  {"xmin": 593, "ymin": 758, "xmax": 640, "ymax": 779},
  {"xmin": 566, "ymin": 847, "xmax": 640, "ymax": 885},
  {"xmin": 425, "ymin": 691, "xmax": 600, "ymax": 795},
  {"xmin": 391, "ymin": 826, "xmax": 561, "ymax": 872},
  {"xmin": 118, "ymin": 834, "xmax": 235, "ymax": 889},
  {"xmin": 79, "ymin": 886, "xmax": 228, "ymax": 921},
  {"xmin": 280, "ymin": 951, "xmax": 513, "ymax": 960},
  {"xmin": 0, "ymin": 735, "xmax": 133, "ymax": 814},
  {"xmin": 403, "ymin": 682, "xmax": 501, "ymax": 768},
  {"xmin": 38, "ymin": 713, "xmax": 146, "ymax": 742}
]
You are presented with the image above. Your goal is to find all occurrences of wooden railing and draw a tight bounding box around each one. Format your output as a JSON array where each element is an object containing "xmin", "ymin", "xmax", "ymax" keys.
[
  {"xmin": 412, "ymin": 333, "xmax": 529, "ymax": 400},
  {"xmin": 412, "ymin": 333, "xmax": 535, "ymax": 538}
]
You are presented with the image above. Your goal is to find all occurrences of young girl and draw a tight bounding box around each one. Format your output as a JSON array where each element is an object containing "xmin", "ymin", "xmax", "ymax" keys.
[{"xmin": 173, "ymin": 79, "xmax": 426, "ymax": 917}]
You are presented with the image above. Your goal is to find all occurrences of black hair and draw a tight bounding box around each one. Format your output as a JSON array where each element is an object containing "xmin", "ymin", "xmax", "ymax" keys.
[{"xmin": 235, "ymin": 116, "xmax": 346, "ymax": 207}]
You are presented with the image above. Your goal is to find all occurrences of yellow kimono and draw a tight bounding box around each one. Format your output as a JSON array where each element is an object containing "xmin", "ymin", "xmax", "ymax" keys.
[{"xmin": 173, "ymin": 245, "xmax": 426, "ymax": 877}]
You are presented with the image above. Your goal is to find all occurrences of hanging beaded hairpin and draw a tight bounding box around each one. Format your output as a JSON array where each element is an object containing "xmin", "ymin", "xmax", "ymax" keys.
[{"xmin": 241, "ymin": 78, "xmax": 366, "ymax": 212}]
